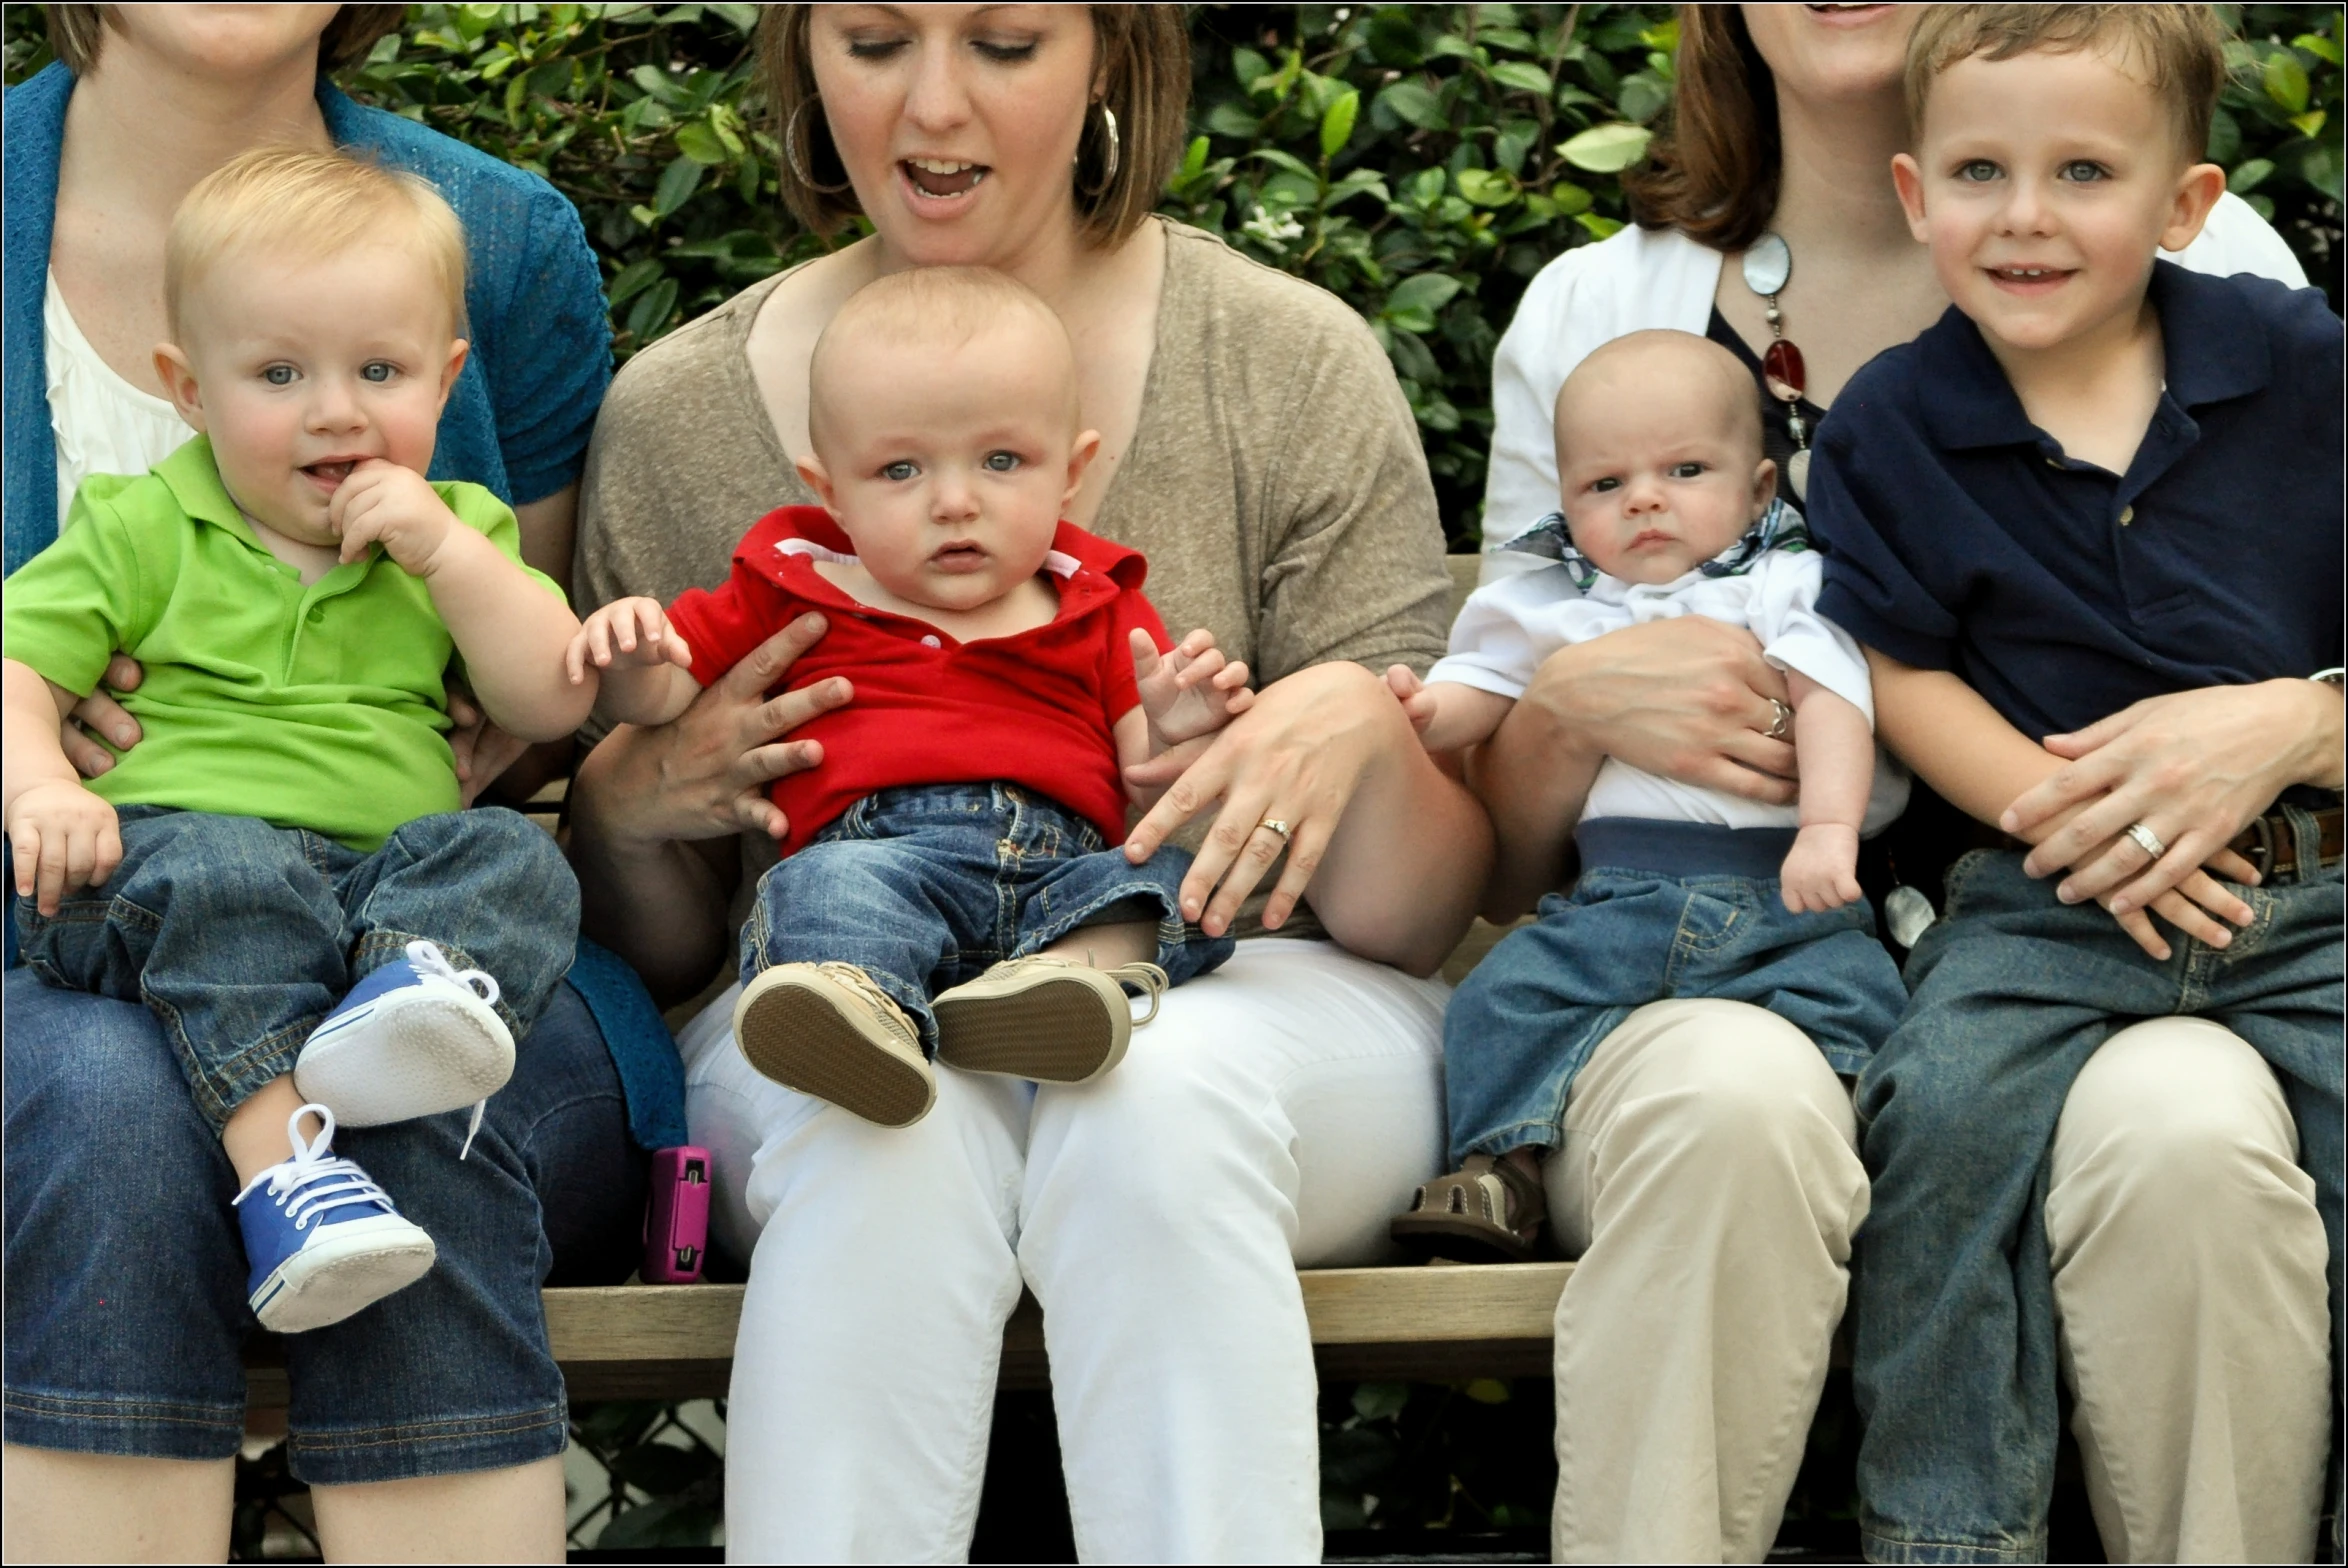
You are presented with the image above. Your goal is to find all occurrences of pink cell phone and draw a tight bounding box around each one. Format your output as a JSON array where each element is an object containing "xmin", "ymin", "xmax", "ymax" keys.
[{"xmin": 642, "ymin": 1146, "xmax": 711, "ymax": 1283}]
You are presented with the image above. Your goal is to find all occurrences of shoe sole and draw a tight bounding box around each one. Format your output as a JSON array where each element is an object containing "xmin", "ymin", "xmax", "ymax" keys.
[
  {"xmin": 251, "ymin": 1220, "xmax": 437, "ymax": 1334},
  {"xmin": 295, "ymin": 995, "xmax": 515, "ymax": 1127},
  {"xmin": 933, "ymin": 973, "xmax": 1128, "ymax": 1084},
  {"xmin": 1388, "ymin": 1212, "xmax": 1539, "ymax": 1265},
  {"xmin": 735, "ymin": 977, "xmax": 935, "ymax": 1128}
]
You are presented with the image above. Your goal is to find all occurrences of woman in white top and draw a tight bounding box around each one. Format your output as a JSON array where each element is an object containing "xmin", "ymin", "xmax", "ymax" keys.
[{"xmin": 1472, "ymin": 7, "xmax": 2327, "ymax": 1561}]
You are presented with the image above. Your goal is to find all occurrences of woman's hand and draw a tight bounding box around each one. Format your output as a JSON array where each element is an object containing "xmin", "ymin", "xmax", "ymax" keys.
[
  {"xmin": 61, "ymin": 655, "xmax": 143, "ymax": 779},
  {"xmin": 1518, "ymin": 615, "xmax": 1798, "ymax": 802},
  {"xmin": 1121, "ymin": 660, "xmax": 1405, "ymax": 937},
  {"xmin": 586, "ymin": 613, "xmax": 849, "ymax": 848},
  {"xmin": 444, "ymin": 684, "xmax": 533, "ymax": 807},
  {"xmin": 2002, "ymin": 680, "xmax": 2341, "ymax": 914}
]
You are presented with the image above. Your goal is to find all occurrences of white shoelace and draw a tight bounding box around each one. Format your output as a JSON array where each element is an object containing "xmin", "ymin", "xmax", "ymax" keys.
[
  {"xmin": 406, "ymin": 940, "xmax": 497, "ymax": 1160},
  {"xmin": 233, "ymin": 1103, "xmax": 397, "ymax": 1230}
]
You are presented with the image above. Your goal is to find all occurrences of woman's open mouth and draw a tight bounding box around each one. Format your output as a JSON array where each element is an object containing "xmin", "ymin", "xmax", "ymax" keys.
[{"xmin": 901, "ymin": 158, "xmax": 989, "ymax": 200}]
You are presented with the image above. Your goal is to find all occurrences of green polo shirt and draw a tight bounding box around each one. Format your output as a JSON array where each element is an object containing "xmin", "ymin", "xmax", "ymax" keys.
[{"xmin": 2, "ymin": 437, "xmax": 562, "ymax": 851}]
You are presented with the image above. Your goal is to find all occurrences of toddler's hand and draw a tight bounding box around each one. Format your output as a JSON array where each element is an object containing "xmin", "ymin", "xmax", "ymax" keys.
[
  {"xmin": 6, "ymin": 779, "xmax": 122, "ymax": 917},
  {"xmin": 331, "ymin": 460, "xmax": 459, "ymax": 573},
  {"xmin": 1384, "ymin": 664, "xmax": 1440, "ymax": 740},
  {"xmin": 1134, "ymin": 628, "xmax": 1253, "ymax": 750},
  {"xmin": 566, "ymin": 598, "xmax": 695, "ymax": 686},
  {"xmin": 1780, "ymin": 823, "xmax": 1861, "ymax": 913}
]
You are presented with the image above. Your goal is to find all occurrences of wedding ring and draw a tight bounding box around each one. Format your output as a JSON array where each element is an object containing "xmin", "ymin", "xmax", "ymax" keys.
[
  {"xmin": 1764, "ymin": 698, "xmax": 1793, "ymax": 741},
  {"xmin": 2124, "ymin": 821, "xmax": 2167, "ymax": 861},
  {"xmin": 1255, "ymin": 817, "xmax": 1293, "ymax": 843}
]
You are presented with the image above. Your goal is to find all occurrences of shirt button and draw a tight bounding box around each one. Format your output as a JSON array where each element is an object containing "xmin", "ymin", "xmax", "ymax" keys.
[
  {"xmin": 307, "ymin": 607, "xmax": 325, "ymax": 623},
  {"xmin": 921, "ymin": 634, "xmax": 942, "ymax": 648},
  {"xmin": 2117, "ymin": 505, "xmax": 2135, "ymax": 526}
]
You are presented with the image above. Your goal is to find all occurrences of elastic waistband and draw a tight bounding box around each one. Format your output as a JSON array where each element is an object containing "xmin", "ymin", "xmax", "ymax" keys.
[{"xmin": 1574, "ymin": 818, "xmax": 1799, "ymax": 881}]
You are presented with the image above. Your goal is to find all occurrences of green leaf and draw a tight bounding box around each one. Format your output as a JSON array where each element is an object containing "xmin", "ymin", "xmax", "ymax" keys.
[
  {"xmin": 2289, "ymin": 109, "xmax": 2327, "ymax": 139},
  {"xmin": 2303, "ymin": 144, "xmax": 2345, "ymax": 204},
  {"xmin": 1618, "ymin": 73, "xmax": 1670, "ymax": 125},
  {"xmin": 1576, "ymin": 211, "xmax": 1626, "ymax": 240},
  {"xmin": 2207, "ymin": 106, "xmax": 2242, "ymax": 167},
  {"xmin": 1557, "ymin": 122, "xmax": 1653, "ymax": 173},
  {"xmin": 1249, "ymin": 147, "xmax": 1320, "ymax": 181},
  {"xmin": 1386, "ymin": 273, "xmax": 1463, "ymax": 324},
  {"xmin": 673, "ymin": 119, "xmax": 727, "ymax": 165},
  {"xmin": 652, "ymin": 154, "xmax": 703, "ymax": 216},
  {"xmin": 1204, "ymin": 100, "xmax": 1261, "ymax": 139},
  {"xmin": 606, "ymin": 258, "xmax": 666, "ymax": 308},
  {"xmin": 1181, "ymin": 134, "xmax": 1209, "ymax": 179},
  {"xmin": 1546, "ymin": 179, "xmax": 1594, "ymax": 215},
  {"xmin": 1378, "ymin": 80, "xmax": 1447, "ymax": 131},
  {"xmin": 624, "ymin": 276, "xmax": 679, "ymax": 340},
  {"xmin": 1489, "ymin": 60, "xmax": 1553, "ymax": 96},
  {"xmin": 2228, "ymin": 156, "xmax": 2275, "ymax": 194},
  {"xmin": 2265, "ymin": 50, "xmax": 2311, "ymax": 115},
  {"xmin": 1352, "ymin": 1382, "xmax": 1411, "ymax": 1422},
  {"xmin": 2292, "ymin": 32, "xmax": 2342, "ymax": 66},
  {"xmin": 1320, "ymin": 89, "xmax": 1360, "ymax": 159},
  {"xmin": 1231, "ymin": 46, "xmax": 1268, "ymax": 89},
  {"xmin": 1454, "ymin": 166, "xmax": 1518, "ymax": 206}
]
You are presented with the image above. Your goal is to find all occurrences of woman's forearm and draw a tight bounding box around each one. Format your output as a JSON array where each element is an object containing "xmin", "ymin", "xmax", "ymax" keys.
[
  {"xmin": 1305, "ymin": 696, "xmax": 1494, "ymax": 975},
  {"xmin": 1470, "ymin": 685, "xmax": 1605, "ymax": 923},
  {"xmin": 568, "ymin": 731, "xmax": 735, "ymax": 1004}
]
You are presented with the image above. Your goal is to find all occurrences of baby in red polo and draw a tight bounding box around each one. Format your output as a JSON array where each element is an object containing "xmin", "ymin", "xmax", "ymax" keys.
[{"xmin": 572, "ymin": 267, "xmax": 1249, "ymax": 1128}]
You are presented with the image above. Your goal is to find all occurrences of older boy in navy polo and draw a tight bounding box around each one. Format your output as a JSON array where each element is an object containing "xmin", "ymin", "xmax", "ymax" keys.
[{"xmin": 1804, "ymin": 7, "xmax": 2343, "ymax": 1561}]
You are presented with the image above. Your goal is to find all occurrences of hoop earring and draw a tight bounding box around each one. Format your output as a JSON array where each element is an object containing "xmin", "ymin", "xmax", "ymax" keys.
[
  {"xmin": 784, "ymin": 95, "xmax": 854, "ymax": 195},
  {"xmin": 1077, "ymin": 102, "xmax": 1120, "ymax": 199}
]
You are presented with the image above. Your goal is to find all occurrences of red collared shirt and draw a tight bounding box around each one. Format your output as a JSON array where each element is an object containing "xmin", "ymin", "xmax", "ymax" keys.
[{"xmin": 666, "ymin": 506, "xmax": 1170, "ymax": 855}]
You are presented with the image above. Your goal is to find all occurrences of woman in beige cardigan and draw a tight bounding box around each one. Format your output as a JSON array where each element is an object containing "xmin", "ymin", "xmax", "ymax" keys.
[{"xmin": 567, "ymin": 6, "xmax": 1490, "ymax": 1558}]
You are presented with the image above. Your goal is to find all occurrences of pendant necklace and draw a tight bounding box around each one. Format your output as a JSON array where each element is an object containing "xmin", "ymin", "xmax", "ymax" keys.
[{"xmin": 1740, "ymin": 231, "xmax": 1812, "ymax": 501}]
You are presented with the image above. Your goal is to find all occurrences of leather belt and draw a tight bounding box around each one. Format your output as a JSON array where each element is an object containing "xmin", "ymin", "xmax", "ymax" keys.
[{"xmin": 1967, "ymin": 805, "xmax": 2343, "ymax": 879}]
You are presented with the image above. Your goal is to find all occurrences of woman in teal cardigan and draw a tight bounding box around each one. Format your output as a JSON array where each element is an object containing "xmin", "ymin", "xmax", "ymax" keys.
[{"xmin": 3, "ymin": 8, "xmax": 676, "ymax": 1558}]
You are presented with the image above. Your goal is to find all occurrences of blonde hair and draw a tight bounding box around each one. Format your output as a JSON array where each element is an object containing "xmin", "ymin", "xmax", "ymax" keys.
[
  {"xmin": 757, "ymin": 4, "xmax": 1190, "ymax": 249},
  {"xmin": 1905, "ymin": 5, "xmax": 2228, "ymax": 158},
  {"xmin": 806, "ymin": 267, "xmax": 1076, "ymax": 450},
  {"xmin": 166, "ymin": 146, "xmax": 469, "ymax": 340}
]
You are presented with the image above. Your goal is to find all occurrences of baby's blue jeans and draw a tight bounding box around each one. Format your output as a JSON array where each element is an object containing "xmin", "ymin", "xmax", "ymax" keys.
[
  {"xmin": 1442, "ymin": 817, "xmax": 1907, "ymax": 1166},
  {"xmin": 741, "ymin": 782, "xmax": 1233, "ymax": 1050},
  {"xmin": 1852, "ymin": 813, "xmax": 2343, "ymax": 1563},
  {"xmin": 13, "ymin": 804, "xmax": 578, "ymax": 1132}
]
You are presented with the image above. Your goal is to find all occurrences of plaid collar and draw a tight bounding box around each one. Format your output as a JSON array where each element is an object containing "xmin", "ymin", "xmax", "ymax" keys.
[{"xmin": 1497, "ymin": 498, "xmax": 1808, "ymax": 592}]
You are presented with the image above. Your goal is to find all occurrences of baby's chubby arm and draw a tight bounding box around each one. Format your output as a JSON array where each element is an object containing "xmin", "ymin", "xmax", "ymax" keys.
[
  {"xmin": 2, "ymin": 659, "xmax": 122, "ymax": 915},
  {"xmin": 1115, "ymin": 628, "xmax": 1255, "ymax": 805},
  {"xmin": 1776, "ymin": 670, "xmax": 1871, "ymax": 913},
  {"xmin": 1383, "ymin": 667, "xmax": 1514, "ymax": 754},
  {"xmin": 330, "ymin": 460, "xmax": 593, "ymax": 742},
  {"xmin": 568, "ymin": 598, "xmax": 701, "ymax": 729}
]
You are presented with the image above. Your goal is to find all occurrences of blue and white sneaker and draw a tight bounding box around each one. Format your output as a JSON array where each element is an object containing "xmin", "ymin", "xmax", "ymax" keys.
[
  {"xmin": 294, "ymin": 941, "xmax": 514, "ymax": 1154},
  {"xmin": 235, "ymin": 1104, "xmax": 436, "ymax": 1333}
]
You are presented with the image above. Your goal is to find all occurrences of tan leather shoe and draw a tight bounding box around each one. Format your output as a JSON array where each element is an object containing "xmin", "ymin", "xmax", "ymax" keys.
[
  {"xmin": 733, "ymin": 962, "xmax": 936, "ymax": 1128},
  {"xmin": 932, "ymin": 955, "xmax": 1167, "ymax": 1085}
]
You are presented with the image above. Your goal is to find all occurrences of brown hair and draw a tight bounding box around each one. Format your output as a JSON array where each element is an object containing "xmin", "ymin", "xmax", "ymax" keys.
[
  {"xmin": 757, "ymin": 4, "xmax": 1189, "ymax": 247},
  {"xmin": 44, "ymin": 4, "xmax": 406, "ymax": 76},
  {"xmin": 167, "ymin": 146, "xmax": 468, "ymax": 340},
  {"xmin": 1905, "ymin": 5, "xmax": 2227, "ymax": 158},
  {"xmin": 1621, "ymin": 6, "xmax": 1780, "ymax": 254}
]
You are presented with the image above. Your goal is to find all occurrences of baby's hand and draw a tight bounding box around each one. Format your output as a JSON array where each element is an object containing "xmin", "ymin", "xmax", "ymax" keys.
[
  {"xmin": 1384, "ymin": 664, "xmax": 1441, "ymax": 740},
  {"xmin": 6, "ymin": 779, "xmax": 122, "ymax": 917},
  {"xmin": 1780, "ymin": 823, "xmax": 1862, "ymax": 913},
  {"xmin": 1133, "ymin": 627, "xmax": 1253, "ymax": 750},
  {"xmin": 566, "ymin": 598, "xmax": 694, "ymax": 686},
  {"xmin": 331, "ymin": 460, "xmax": 459, "ymax": 573}
]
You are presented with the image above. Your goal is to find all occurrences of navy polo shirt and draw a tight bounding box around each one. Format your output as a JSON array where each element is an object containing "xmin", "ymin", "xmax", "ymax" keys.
[{"xmin": 1809, "ymin": 261, "xmax": 2342, "ymax": 741}]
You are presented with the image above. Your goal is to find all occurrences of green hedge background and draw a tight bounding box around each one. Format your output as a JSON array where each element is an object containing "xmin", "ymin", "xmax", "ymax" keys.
[{"xmin": 8, "ymin": 3, "xmax": 2340, "ymax": 548}]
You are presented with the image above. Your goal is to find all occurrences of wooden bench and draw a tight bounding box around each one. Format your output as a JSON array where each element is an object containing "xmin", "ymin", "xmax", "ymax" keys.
[{"xmin": 249, "ymin": 556, "xmax": 1553, "ymax": 1411}]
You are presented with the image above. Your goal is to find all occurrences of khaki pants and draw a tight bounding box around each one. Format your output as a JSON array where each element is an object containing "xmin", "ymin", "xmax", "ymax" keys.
[{"xmin": 1545, "ymin": 1003, "xmax": 2330, "ymax": 1564}]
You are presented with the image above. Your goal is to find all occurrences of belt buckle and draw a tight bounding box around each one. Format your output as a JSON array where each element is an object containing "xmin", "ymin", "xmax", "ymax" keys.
[{"xmin": 2243, "ymin": 814, "xmax": 2277, "ymax": 880}]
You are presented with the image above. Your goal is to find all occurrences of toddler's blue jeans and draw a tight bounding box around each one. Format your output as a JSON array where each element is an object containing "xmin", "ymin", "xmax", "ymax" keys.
[
  {"xmin": 1442, "ymin": 817, "xmax": 1906, "ymax": 1165},
  {"xmin": 13, "ymin": 805, "xmax": 578, "ymax": 1132},
  {"xmin": 741, "ymin": 782, "xmax": 1233, "ymax": 1049},
  {"xmin": 1851, "ymin": 814, "xmax": 2343, "ymax": 1563}
]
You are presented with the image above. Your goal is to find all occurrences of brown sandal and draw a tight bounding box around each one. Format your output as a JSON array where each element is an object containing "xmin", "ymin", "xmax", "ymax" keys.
[{"xmin": 1389, "ymin": 1153, "xmax": 1546, "ymax": 1264}]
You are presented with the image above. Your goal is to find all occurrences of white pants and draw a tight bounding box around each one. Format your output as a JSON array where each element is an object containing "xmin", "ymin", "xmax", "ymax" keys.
[
  {"xmin": 681, "ymin": 938, "xmax": 1448, "ymax": 1563},
  {"xmin": 1543, "ymin": 1005, "xmax": 2332, "ymax": 1565}
]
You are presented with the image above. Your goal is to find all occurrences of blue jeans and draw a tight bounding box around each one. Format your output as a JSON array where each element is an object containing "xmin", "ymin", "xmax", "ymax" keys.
[
  {"xmin": 1852, "ymin": 821, "xmax": 2344, "ymax": 1563},
  {"xmin": 13, "ymin": 806, "xmax": 578, "ymax": 1132},
  {"xmin": 742, "ymin": 783, "xmax": 1233, "ymax": 1048},
  {"xmin": 2, "ymin": 968, "xmax": 644, "ymax": 1483},
  {"xmin": 1444, "ymin": 818, "xmax": 1906, "ymax": 1165}
]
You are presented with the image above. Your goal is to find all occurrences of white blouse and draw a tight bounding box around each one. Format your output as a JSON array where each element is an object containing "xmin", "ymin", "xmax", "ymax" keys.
[{"xmin": 44, "ymin": 267, "xmax": 193, "ymax": 533}]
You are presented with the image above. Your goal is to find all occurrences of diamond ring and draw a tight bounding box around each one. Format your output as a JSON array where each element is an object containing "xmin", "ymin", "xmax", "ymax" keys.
[
  {"xmin": 1256, "ymin": 817, "xmax": 1293, "ymax": 843},
  {"xmin": 2124, "ymin": 822, "xmax": 2167, "ymax": 861}
]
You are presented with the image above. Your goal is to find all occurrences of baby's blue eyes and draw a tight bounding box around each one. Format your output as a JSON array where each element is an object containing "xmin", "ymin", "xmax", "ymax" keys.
[
  {"xmin": 1957, "ymin": 159, "xmax": 2001, "ymax": 182},
  {"xmin": 263, "ymin": 365, "xmax": 297, "ymax": 386},
  {"xmin": 983, "ymin": 451, "xmax": 1020, "ymax": 472},
  {"xmin": 2060, "ymin": 160, "xmax": 2108, "ymax": 182},
  {"xmin": 361, "ymin": 362, "xmax": 396, "ymax": 383},
  {"xmin": 881, "ymin": 461, "xmax": 918, "ymax": 481}
]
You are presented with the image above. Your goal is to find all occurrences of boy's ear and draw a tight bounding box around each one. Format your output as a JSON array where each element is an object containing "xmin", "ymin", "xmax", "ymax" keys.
[
  {"xmin": 1752, "ymin": 455, "xmax": 1779, "ymax": 514},
  {"xmin": 152, "ymin": 344, "xmax": 207, "ymax": 432},
  {"xmin": 2158, "ymin": 161, "xmax": 2228, "ymax": 254},
  {"xmin": 1062, "ymin": 428, "xmax": 1103, "ymax": 511},
  {"xmin": 1890, "ymin": 153, "xmax": 1932, "ymax": 243},
  {"xmin": 436, "ymin": 340, "xmax": 471, "ymax": 408},
  {"xmin": 794, "ymin": 454, "xmax": 839, "ymax": 514}
]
